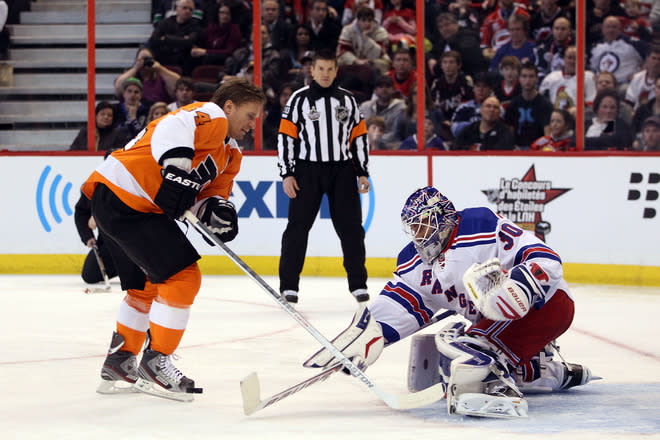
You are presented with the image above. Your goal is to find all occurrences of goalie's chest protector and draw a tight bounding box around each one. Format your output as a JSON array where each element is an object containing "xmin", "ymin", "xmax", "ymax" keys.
[{"xmin": 430, "ymin": 208, "xmax": 502, "ymax": 319}]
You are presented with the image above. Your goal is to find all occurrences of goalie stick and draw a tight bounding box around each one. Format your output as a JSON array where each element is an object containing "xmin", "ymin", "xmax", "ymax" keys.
[
  {"xmin": 182, "ymin": 211, "xmax": 448, "ymax": 413},
  {"xmin": 240, "ymin": 310, "xmax": 456, "ymax": 415},
  {"xmin": 83, "ymin": 244, "xmax": 112, "ymax": 294}
]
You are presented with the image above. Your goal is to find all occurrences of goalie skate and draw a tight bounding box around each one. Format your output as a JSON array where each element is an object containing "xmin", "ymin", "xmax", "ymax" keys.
[
  {"xmin": 135, "ymin": 348, "xmax": 203, "ymax": 402},
  {"xmin": 452, "ymin": 392, "xmax": 528, "ymax": 419},
  {"xmin": 97, "ymin": 332, "xmax": 139, "ymax": 395}
]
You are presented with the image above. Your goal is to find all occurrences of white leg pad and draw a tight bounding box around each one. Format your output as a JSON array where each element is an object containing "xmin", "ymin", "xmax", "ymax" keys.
[{"xmin": 435, "ymin": 322, "xmax": 528, "ymax": 418}]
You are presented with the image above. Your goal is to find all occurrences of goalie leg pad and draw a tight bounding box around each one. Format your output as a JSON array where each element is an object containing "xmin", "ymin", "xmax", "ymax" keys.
[
  {"xmin": 303, "ymin": 305, "xmax": 384, "ymax": 370},
  {"xmin": 435, "ymin": 322, "xmax": 528, "ymax": 418}
]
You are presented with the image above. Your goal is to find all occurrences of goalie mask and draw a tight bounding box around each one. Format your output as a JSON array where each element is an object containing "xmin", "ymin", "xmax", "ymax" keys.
[{"xmin": 401, "ymin": 187, "xmax": 459, "ymax": 264}]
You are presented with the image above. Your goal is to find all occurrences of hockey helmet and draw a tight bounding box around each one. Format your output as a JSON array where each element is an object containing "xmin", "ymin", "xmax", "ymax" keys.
[{"xmin": 401, "ymin": 187, "xmax": 459, "ymax": 264}]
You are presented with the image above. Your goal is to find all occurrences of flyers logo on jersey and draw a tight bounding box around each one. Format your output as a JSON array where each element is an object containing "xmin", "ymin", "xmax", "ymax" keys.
[{"xmin": 190, "ymin": 155, "xmax": 219, "ymax": 188}]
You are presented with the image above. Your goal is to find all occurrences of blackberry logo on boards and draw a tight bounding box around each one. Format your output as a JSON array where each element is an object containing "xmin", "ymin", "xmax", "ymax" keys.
[{"xmin": 627, "ymin": 172, "xmax": 660, "ymax": 219}]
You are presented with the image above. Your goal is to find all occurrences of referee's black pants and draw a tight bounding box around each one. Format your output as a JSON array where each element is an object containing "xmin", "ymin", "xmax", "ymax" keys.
[{"xmin": 279, "ymin": 160, "xmax": 367, "ymax": 294}]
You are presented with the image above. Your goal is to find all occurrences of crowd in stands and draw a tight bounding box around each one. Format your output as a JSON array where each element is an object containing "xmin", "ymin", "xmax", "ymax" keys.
[{"xmin": 60, "ymin": 0, "xmax": 660, "ymax": 151}]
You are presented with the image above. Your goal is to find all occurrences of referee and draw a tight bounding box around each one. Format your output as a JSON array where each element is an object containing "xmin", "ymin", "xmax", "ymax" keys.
[{"xmin": 277, "ymin": 50, "xmax": 371, "ymax": 304}]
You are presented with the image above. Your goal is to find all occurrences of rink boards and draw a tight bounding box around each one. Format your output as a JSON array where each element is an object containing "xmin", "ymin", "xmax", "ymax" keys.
[{"xmin": 0, "ymin": 154, "xmax": 658, "ymax": 285}]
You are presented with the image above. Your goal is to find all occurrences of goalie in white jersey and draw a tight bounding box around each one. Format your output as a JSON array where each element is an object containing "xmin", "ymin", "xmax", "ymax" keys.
[{"xmin": 304, "ymin": 186, "xmax": 597, "ymax": 418}]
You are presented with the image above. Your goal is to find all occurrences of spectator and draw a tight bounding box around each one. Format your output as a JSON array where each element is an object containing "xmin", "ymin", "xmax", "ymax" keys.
[
  {"xmin": 342, "ymin": 0, "xmax": 384, "ymax": 26},
  {"xmin": 167, "ymin": 77, "xmax": 196, "ymax": 111},
  {"xmin": 281, "ymin": 25, "xmax": 314, "ymax": 80},
  {"xmin": 399, "ymin": 113, "xmax": 446, "ymax": 150},
  {"xmin": 427, "ymin": 13, "xmax": 487, "ymax": 78},
  {"xmin": 635, "ymin": 115, "xmax": 660, "ymax": 150},
  {"xmin": 307, "ymin": 0, "xmax": 341, "ymax": 52},
  {"xmin": 152, "ymin": 0, "xmax": 204, "ymax": 25},
  {"xmin": 449, "ymin": 0, "xmax": 481, "ymax": 33},
  {"xmin": 388, "ymin": 47, "xmax": 416, "ymax": 98},
  {"xmin": 529, "ymin": 0, "xmax": 568, "ymax": 44},
  {"xmin": 586, "ymin": 71, "xmax": 633, "ymax": 125},
  {"xmin": 114, "ymin": 47, "xmax": 180, "ymax": 104},
  {"xmin": 359, "ymin": 75, "xmax": 408, "ymax": 147},
  {"xmin": 451, "ymin": 71, "xmax": 497, "ymax": 137},
  {"xmin": 149, "ymin": 0, "xmax": 202, "ymax": 75},
  {"xmin": 381, "ymin": 0, "xmax": 416, "ymax": 47},
  {"xmin": 536, "ymin": 16, "xmax": 573, "ymax": 79},
  {"xmin": 540, "ymin": 46, "xmax": 597, "ymax": 114},
  {"xmin": 493, "ymin": 55, "xmax": 522, "ymax": 111},
  {"xmin": 504, "ymin": 62, "xmax": 553, "ymax": 149},
  {"xmin": 619, "ymin": 0, "xmax": 652, "ymax": 41},
  {"xmin": 263, "ymin": 82, "xmax": 297, "ymax": 150},
  {"xmin": 625, "ymin": 45, "xmax": 660, "ymax": 110},
  {"xmin": 263, "ymin": 0, "xmax": 292, "ymax": 51},
  {"xmin": 190, "ymin": 3, "xmax": 242, "ymax": 67},
  {"xmin": 585, "ymin": 88, "xmax": 634, "ymax": 150},
  {"xmin": 336, "ymin": 6, "xmax": 391, "ymax": 74},
  {"xmin": 70, "ymin": 102, "xmax": 128, "ymax": 151},
  {"xmin": 480, "ymin": 0, "xmax": 530, "ymax": 61},
  {"xmin": 393, "ymin": 85, "xmax": 445, "ymax": 146},
  {"xmin": 589, "ymin": 15, "xmax": 646, "ymax": 89},
  {"xmin": 586, "ymin": 0, "xmax": 626, "ymax": 48},
  {"xmin": 530, "ymin": 108, "xmax": 576, "ymax": 151},
  {"xmin": 366, "ymin": 115, "xmax": 387, "ymax": 150},
  {"xmin": 147, "ymin": 101, "xmax": 169, "ymax": 123},
  {"xmin": 454, "ymin": 96, "xmax": 515, "ymax": 150},
  {"xmin": 430, "ymin": 50, "xmax": 473, "ymax": 123},
  {"xmin": 291, "ymin": 51, "xmax": 315, "ymax": 87},
  {"xmin": 489, "ymin": 14, "xmax": 537, "ymax": 72},
  {"xmin": 631, "ymin": 76, "xmax": 660, "ymax": 132},
  {"xmin": 223, "ymin": 25, "xmax": 284, "ymax": 94},
  {"xmin": 0, "ymin": 0, "xmax": 8, "ymax": 60},
  {"xmin": 113, "ymin": 78, "xmax": 150, "ymax": 141}
]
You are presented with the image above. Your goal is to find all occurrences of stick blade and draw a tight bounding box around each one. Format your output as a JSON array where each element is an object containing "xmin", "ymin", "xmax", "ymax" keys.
[
  {"xmin": 390, "ymin": 382, "xmax": 446, "ymax": 410},
  {"xmin": 240, "ymin": 372, "xmax": 261, "ymax": 415}
]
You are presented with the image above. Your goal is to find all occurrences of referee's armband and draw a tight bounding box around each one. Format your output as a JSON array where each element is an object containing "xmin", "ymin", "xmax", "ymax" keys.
[{"xmin": 279, "ymin": 119, "xmax": 299, "ymax": 139}]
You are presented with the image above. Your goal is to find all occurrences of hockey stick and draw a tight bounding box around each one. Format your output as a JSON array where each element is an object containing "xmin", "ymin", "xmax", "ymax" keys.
[
  {"xmin": 83, "ymin": 244, "xmax": 111, "ymax": 293},
  {"xmin": 182, "ymin": 211, "xmax": 447, "ymax": 413},
  {"xmin": 241, "ymin": 310, "xmax": 456, "ymax": 415}
]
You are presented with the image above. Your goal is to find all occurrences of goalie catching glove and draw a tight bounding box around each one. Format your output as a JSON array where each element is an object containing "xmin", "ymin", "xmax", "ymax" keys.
[
  {"xmin": 303, "ymin": 305, "xmax": 384, "ymax": 373},
  {"xmin": 196, "ymin": 197, "xmax": 239, "ymax": 243},
  {"xmin": 462, "ymin": 258, "xmax": 542, "ymax": 321},
  {"xmin": 154, "ymin": 159, "xmax": 203, "ymax": 219}
]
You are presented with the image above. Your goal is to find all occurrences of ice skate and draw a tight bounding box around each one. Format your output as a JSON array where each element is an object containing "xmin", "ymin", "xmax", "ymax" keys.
[
  {"xmin": 96, "ymin": 332, "xmax": 139, "ymax": 395},
  {"xmin": 351, "ymin": 288, "xmax": 370, "ymax": 303},
  {"xmin": 282, "ymin": 290, "xmax": 298, "ymax": 304},
  {"xmin": 134, "ymin": 348, "xmax": 203, "ymax": 402}
]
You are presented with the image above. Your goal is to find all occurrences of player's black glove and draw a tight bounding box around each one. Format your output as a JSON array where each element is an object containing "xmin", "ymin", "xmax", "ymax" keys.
[
  {"xmin": 199, "ymin": 197, "xmax": 238, "ymax": 243},
  {"xmin": 154, "ymin": 165, "xmax": 203, "ymax": 219}
]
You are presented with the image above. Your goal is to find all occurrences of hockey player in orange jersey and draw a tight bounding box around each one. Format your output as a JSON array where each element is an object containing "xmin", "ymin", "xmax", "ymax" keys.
[{"xmin": 82, "ymin": 78, "xmax": 266, "ymax": 401}]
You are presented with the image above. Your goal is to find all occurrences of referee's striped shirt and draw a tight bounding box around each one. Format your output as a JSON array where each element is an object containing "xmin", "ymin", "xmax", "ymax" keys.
[{"xmin": 277, "ymin": 80, "xmax": 369, "ymax": 178}]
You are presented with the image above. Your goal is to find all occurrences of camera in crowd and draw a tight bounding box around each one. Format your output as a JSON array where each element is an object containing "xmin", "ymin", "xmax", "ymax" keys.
[{"xmin": 143, "ymin": 56, "xmax": 154, "ymax": 67}]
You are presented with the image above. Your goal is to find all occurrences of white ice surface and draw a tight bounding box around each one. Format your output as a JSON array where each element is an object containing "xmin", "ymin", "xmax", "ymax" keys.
[{"xmin": 1, "ymin": 275, "xmax": 659, "ymax": 440}]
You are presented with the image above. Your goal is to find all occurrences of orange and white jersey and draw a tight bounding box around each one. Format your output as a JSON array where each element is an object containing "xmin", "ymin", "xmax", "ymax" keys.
[{"xmin": 82, "ymin": 101, "xmax": 242, "ymax": 213}]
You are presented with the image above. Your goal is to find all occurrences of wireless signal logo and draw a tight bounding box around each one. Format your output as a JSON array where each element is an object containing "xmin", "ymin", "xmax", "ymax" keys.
[{"xmin": 36, "ymin": 166, "xmax": 74, "ymax": 232}]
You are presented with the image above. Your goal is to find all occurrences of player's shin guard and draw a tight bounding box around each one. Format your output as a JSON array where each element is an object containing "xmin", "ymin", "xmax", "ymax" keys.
[{"xmin": 435, "ymin": 322, "xmax": 528, "ymax": 418}]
